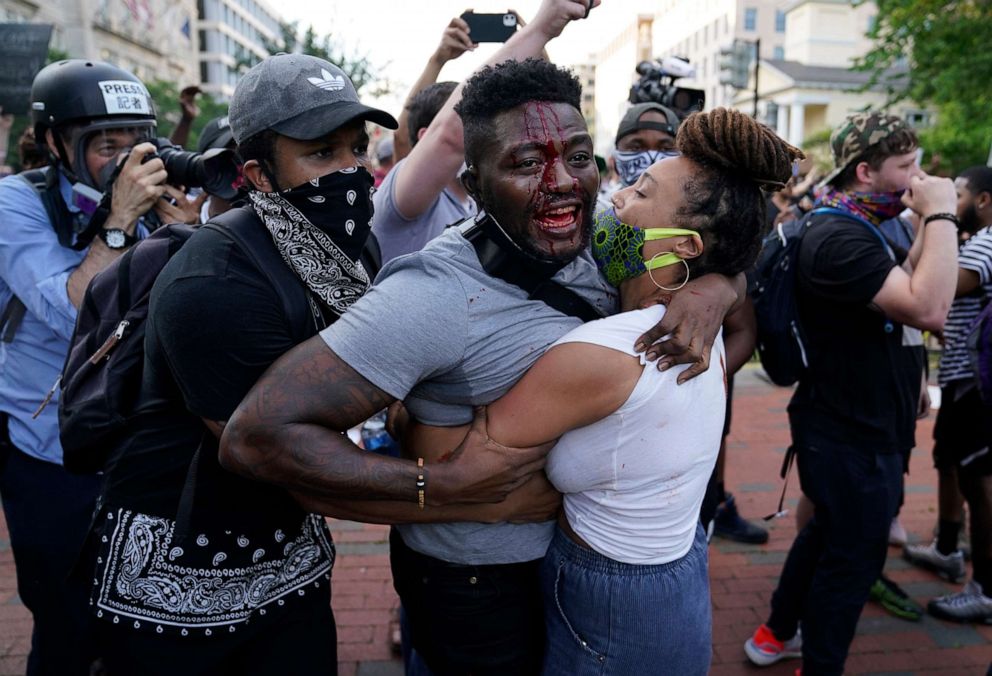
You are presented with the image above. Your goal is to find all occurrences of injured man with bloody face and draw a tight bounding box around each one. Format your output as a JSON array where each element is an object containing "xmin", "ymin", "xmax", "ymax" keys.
[{"xmin": 221, "ymin": 59, "xmax": 756, "ymax": 676}]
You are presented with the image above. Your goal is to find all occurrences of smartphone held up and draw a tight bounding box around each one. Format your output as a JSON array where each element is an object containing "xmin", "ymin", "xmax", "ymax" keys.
[{"xmin": 460, "ymin": 11, "xmax": 518, "ymax": 43}]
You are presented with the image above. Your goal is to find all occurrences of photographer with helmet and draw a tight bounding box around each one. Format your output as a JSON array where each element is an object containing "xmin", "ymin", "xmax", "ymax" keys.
[{"xmin": 0, "ymin": 59, "xmax": 169, "ymax": 675}]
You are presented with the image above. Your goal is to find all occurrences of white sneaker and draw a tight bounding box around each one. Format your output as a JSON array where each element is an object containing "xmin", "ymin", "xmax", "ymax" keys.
[
  {"xmin": 888, "ymin": 518, "xmax": 908, "ymax": 546},
  {"xmin": 903, "ymin": 539, "xmax": 966, "ymax": 583},
  {"xmin": 927, "ymin": 580, "xmax": 992, "ymax": 624}
]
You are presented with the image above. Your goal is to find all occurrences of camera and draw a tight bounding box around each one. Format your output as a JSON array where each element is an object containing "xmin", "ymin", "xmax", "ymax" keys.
[
  {"xmin": 98, "ymin": 137, "xmax": 242, "ymax": 202},
  {"xmin": 629, "ymin": 56, "xmax": 706, "ymax": 119},
  {"xmin": 145, "ymin": 137, "xmax": 242, "ymax": 201}
]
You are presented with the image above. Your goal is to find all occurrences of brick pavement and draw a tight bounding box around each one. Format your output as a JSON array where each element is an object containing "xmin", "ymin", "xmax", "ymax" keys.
[{"xmin": 1, "ymin": 367, "xmax": 991, "ymax": 675}]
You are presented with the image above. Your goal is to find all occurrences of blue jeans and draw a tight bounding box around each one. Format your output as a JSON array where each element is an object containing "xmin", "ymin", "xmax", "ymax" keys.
[
  {"xmin": 540, "ymin": 524, "xmax": 711, "ymax": 676},
  {"xmin": 766, "ymin": 439, "xmax": 903, "ymax": 676}
]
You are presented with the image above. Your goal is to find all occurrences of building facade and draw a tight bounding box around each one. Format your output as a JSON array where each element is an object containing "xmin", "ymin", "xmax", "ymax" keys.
[
  {"xmin": 585, "ymin": 0, "xmax": 928, "ymax": 153},
  {"xmin": 732, "ymin": 0, "xmax": 928, "ymax": 147},
  {"xmin": 572, "ymin": 62, "xmax": 597, "ymax": 139},
  {"xmin": 196, "ymin": 0, "xmax": 282, "ymax": 100},
  {"xmin": 1, "ymin": 0, "xmax": 198, "ymax": 86},
  {"xmin": 588, "ymin": 14, "xmax": 655, "ymax": 156},
  {"xmin": 651, "ymin": 0, "xmax": 788, "ymax": 112},
  {"xmin": 0, "ymin": 0, "xmax": 284, "ymax": 104},
  {"xmin": 588, "ymin": 0, "xmax": 788, "ymax": 154}
]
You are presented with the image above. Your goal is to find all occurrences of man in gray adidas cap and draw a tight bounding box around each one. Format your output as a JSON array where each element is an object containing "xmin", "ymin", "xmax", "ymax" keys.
[
  {"xmin": 89, "ymin": 52, "xmax": 547, "ymax": 673},
  {"xmin": 229, "ymin": 53, "xmax": 397, "ymax": 191}
]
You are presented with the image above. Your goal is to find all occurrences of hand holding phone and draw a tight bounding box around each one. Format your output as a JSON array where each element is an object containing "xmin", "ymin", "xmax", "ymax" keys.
[{"xmin": 436, "ymin": 15, "xmax": 476, "ymax": 62}]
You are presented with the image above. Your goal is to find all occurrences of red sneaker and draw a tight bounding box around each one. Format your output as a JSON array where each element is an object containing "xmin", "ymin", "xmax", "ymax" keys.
[{"xmin": 744, "ymin": 623, "xmax": 802, "ymax": 666}]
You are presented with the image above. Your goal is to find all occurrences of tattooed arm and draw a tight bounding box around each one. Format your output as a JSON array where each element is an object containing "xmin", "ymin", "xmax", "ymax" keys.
[
  {"xmin": 220, "ymin": 335, "xmax": 551, "ymax": 506},
  {"xmin": 289, "ymin": 472, "xmax": 561, "ymax": 525}
]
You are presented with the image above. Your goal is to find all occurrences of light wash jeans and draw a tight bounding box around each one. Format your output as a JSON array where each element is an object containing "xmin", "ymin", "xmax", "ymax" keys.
[{"xmin": 540, "ymin": 523, "xmax": 711, "ymax": 676}]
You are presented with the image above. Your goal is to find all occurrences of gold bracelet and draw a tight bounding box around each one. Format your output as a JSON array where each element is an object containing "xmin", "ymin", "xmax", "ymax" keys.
[{"xmin": 416, "ymin": 457, "xmax": 425, "ymax": 510}]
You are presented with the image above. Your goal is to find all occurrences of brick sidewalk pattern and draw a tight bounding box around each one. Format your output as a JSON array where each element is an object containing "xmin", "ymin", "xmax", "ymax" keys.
[{"xmin": 1, "ymin": 369, "xmax": 991, "ymax": 675}]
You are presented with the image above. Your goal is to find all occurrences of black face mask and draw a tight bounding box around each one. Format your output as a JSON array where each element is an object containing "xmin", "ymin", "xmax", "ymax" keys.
[{"xmin": 249, "ymin": 166, "xmax": 376, "ymax": 317}]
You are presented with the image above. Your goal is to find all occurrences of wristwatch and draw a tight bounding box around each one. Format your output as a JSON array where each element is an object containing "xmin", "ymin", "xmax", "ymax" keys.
[{"xmin": 99, "ymin": 228, "xmax": 138, "ymax": 250}]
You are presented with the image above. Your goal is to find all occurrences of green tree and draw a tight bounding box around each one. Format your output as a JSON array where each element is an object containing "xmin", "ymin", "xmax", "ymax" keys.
[
  {"xmin": 143, "ymin": 80, "xmax": 229, "ymax": 150},
  {"xmin": 259, "ymin": 21, "xmax": 391, "ymax": 97},
  {"xmin": 856, "ymin": 0, "xmax": 992, "ymax": 173}
]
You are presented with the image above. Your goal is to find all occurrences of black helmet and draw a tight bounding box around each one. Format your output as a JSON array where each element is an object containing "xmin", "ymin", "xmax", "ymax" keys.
[{"xmin": 31, "ymin": 60, "xmax": 157, "ymax": 187}]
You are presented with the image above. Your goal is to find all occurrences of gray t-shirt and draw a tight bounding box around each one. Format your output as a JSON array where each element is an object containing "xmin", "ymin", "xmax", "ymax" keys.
[
  {"xmin": 371, "ymin": 157, "xmax": 475, "ymax": 265},
  {"xmin": 322, "ymin": 223, "xmax": 619, "ymax": 564}
]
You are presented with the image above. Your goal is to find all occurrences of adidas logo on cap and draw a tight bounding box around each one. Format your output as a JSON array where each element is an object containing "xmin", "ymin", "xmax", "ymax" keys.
[{"xmin": 308, "ymin": 68, "xmax": 346, "ymax": 92}]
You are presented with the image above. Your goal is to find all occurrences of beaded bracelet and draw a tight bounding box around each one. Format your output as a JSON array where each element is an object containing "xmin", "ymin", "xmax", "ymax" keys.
[
  {"xmin": 923, "ymin": 212, "xmax": 960, "ymax": 228},
  {"xmin": 416, "ymin": 458, "xmax": 425, "ymax": 510}
]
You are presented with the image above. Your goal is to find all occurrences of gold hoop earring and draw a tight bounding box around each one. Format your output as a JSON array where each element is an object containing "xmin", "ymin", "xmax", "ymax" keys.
[{"xmin": 647, "ymin": 255, "xmax": 690, "ymax": 292}]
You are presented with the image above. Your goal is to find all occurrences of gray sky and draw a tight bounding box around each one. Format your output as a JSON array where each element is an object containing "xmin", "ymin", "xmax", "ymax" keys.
[{"xmin": 277, "ymin": 0, "xmax": 655, "ymax": 113}]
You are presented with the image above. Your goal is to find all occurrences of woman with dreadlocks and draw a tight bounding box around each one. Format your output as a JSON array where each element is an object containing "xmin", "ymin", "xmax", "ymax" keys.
[{"xmin": 399, "ymin": 107, "xmax": 803, "ymax": 674}]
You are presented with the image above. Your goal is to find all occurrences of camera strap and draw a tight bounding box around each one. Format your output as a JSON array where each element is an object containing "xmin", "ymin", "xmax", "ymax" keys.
[
  {"xmin": 463, "ymin": 215, "xmax": 603, "ymax": 323},
  {"xmin": 20, "ymin": 168, "xmax": 78, "ymax": 249}
]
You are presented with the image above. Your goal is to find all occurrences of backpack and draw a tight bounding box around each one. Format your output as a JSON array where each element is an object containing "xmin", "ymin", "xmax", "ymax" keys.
[
  {"xmin": 749, "ymin": 207, "xmax": 897, "ymax": 387},
  {"xmin": 56, "ymin": 208, "xmax": 312, "ymax": 474},
  {"xmin": 748, "ymin": 211, "xmax": 816, "ymax": 387},
  {"xmin": 966, "ymin": 301, "xmax": 992, "ymax": 405},
  {"xmin": 463, "ymin": 215, "xmax": 603, "ymax": 322}
]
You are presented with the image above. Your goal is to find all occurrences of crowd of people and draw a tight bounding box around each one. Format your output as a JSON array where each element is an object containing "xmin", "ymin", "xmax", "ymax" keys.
[{"xmin": 0, "ymin": 1, "xmax": 989, "ymax": 675}]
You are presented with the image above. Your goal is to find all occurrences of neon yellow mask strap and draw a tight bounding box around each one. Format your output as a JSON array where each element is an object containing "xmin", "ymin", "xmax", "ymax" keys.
[
  {"xmin": 643, "ymin": 228, "xmax": 698, "ymax": 241},
  {"xmin": 642, "ymin": 228, "xmax": 699, "ymax": 271},
  {"xmin": 644, "ymin": 252, "xmax": 684, "ymax": 271}
]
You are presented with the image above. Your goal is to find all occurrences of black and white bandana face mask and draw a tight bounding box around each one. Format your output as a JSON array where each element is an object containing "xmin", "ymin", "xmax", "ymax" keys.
[
  {"xmin": 613, "ymin": 149, "xmax": 680, "ymax": 187},
  {"xmin": 249, "ymin": 166, "xmax": 375, "ymax": 319}
]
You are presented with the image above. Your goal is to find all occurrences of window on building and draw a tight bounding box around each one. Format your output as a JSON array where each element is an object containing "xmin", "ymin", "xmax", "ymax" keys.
[
  {"xmin": 765, "ymin": 102, "xmax": 780, "ymax": 130},
  {"xmin": 904, "ymin": 110, "xmax": 932, "ymax": 128},
  {"xmin": 868, "ymin": 15, "xmax": 877, "ymax": 33},
  {"xmin": 775, "ymin": 10, "xmax": 786, "ymax": 32},
  {"xmin": 744, "ymin": 8, "xmax": 757, "ymax": 31},
  {"xmin": 704, "ymin": 24, "xmax": 709, "ymax": 45},
  {"xmin": 773, "ymin": 45, "xmax": 785, "ymax": 59}
]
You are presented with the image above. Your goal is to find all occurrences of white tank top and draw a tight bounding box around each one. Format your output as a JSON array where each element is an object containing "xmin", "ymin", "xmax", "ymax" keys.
[{"xmin": 545, "ymin": 305, "xmax": 726, "ymax": 565}]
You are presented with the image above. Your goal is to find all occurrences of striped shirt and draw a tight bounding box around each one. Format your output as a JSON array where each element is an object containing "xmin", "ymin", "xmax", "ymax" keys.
[{"xmin": 938, "ymin": 226, "xmax": 992, "ymax": 386}]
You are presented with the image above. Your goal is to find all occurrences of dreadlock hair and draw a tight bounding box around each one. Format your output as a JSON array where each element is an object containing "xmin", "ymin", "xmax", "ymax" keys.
[
  {"xmin": 455, "ymin": 58, "xmax": 582, "ymax": 168},
  {"xmin": 672, "ymin": 107, "xmax": 805, "ymax": 278},
  {"xmin": 407, "ymin": 81, "xmax": 458, "ymax": 148}
]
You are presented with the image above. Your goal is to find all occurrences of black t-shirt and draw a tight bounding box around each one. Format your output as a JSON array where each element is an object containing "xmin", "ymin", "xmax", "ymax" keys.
[
  {"xmin": 788, "ymin": 212, "xmax": 924, "ymax": 453},
  {"xmin": 91, "ymin": 211, "xmax": 339, "ymax": 637},
  {"xmin": 102, "ymin": 218, "xmax": 314, "ymax": 522}
]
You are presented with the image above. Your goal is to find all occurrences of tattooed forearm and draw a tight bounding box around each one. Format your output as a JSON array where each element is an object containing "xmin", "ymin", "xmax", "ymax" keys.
[
  {"xmin": 289, "ymin": 491, "xmax": 502, "ymax": 525},
  {"xmin": 220, "ymin": 335, "xmax": 422, "ymax": 501}
]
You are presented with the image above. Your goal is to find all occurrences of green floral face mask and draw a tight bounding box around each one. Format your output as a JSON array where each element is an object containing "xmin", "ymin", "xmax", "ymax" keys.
[{"xmin": 591, "ymin": 208, "xmax": 698, "ymax": 288}]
